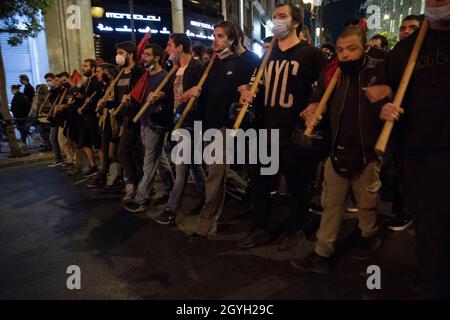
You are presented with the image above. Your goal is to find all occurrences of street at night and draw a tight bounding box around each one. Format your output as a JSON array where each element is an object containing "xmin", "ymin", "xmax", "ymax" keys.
[
  {"xmin": 0, "ymin": 161, "xmax": 419, "ymax": 300},
  {"xmin": 1, "ymin": 0, "xmax": 449, "ymax": 309}
]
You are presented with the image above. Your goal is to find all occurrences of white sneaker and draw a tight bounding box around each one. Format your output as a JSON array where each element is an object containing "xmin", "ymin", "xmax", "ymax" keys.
[{"xmin": 122, "ymin": 184, "xmax": 136, "ymax": 202}]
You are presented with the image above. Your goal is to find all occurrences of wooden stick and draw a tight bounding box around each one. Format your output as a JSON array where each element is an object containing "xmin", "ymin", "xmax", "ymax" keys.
[
  {"xmin": 132, "ymin": 65, "xmax": 179, "ymax": 123},
  {"xmin": 37, "ymin": 91, "xmax": 51, "ymax": 116},
  {"xmin": 231, "ymin": 37, "xmax": 277, "ymax": 136},
  {"xmin": 374, "ymin": 16, "xmax": 429, "ymax": 154},
  {"xmin": 173, "ymin": 53, "xmax": 217, "ymax": 130},
  {"xmin": 78, "ymin": 91, "xmax": 97, "ymax": 114},
  {"xmin": 304, "ymin": 67, "xmax": 341, "ymax": 137},
  {"xmin": 96, "ymin": 68, "xmax": 125, "ymax": 112},
  {"xmin": 49, "ymin": 88, "xmax": 68, "ymax": 118}
]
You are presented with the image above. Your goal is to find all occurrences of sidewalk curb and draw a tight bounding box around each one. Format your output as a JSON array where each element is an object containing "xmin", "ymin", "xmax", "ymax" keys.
[{"xmin": 0, "ymin": 153, "xmax": 54, "ymax": 169}]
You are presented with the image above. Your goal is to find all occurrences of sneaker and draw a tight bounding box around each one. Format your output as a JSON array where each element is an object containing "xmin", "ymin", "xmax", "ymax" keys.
[
  {"xmin": 346, "ymin": 201, "xmax": 358, "ymax": 213},
  {"xmin": 121, "ymin": 184, "xmax": 136, "ymax": 203},
  {"xmin": 48, "ymin": 160, "xmax": 63, "ymax": 168},
  {"xmin": 188, "ymin": 200, "xmax": 204, "ymax": 215},
  {"xmin": 290, "ymin": 253, "xmax": 331, "ymax": 274},
  {"xmin": 278, "ymin": 231, "xmax": 306, "ymax": 251},
  {"xmin": 107, "ymin": 176, "xmax": 124, "ymax": 190},
  {"xmin": 153, "ymin": 194, "xmax": 169, "ymax": 205},
  {"xmin": 124, "ymin": 200, "xmax": 147, "ymax": 213},
  {"xmin": 67, "ymin": 166, "xmax": 81, "ymax": 176},
  {"xmin": 83, "ymin": 166, "xmax": 99, "ymax": 177},
  {"xmin": 87, "ymin": 176, "xmax": 106, "ymax": 188},
  {"xmin": 308, "ymin": 203, "xmax": 324, "ymax": 215},
  {"xmin": 188, "ymin": 232, "xmax": 208, "ymax": 242},
  {"xmin": 351, "ymin": 235, "xmax": 382, "ymax": 261},
  {"xmin": 386, "ymin": 215, "xmax": 413, "ymax": 232},
  {"xmin": 237, "ymin": 228, "xmax": 272, "ymax": 249},
  {"xmin": 156, "ymin": 207, "xmax": 176, "ymax": 225}
]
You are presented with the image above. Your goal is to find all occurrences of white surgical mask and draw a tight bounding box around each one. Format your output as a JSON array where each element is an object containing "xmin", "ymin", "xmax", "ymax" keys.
[
  {"xmin": 426, "ymin": 4, "xmax": 450, "ymax": 23},
  {"xmin": 115, "ymin": 54, "xmax": 126, "ymax": 66},
  {"xmin": 271, "ymin": 19, "xmax": 291, "ymax": 40},
  {"xmin": 47, "ymin": 81, "xmax": 54, "ymax": 88}
]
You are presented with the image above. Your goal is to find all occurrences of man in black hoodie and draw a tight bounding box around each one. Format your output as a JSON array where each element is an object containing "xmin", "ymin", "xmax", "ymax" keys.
[
  {"xmin": 379, "ymin": 0, "xmax": 450, "ymax": 299},
  {"xmin": 19, "ymin": 74, "xmax": 35, "ymax": 103},
  {"xmin": 188, "ymin": 21, "xmax": 255, "ymax": 241},
  {"xmin": 10, "ymin": 84, "xmax": 31, "ymax": 143}
]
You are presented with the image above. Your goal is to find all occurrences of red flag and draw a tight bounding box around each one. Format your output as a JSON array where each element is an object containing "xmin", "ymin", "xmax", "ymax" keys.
[
  {"xmin": 322, "ymin": 57, "xmax": 338, "ymax": 87},
  {"xmin": 71, "ymin": 69, "xmax": 83, "ymax": 85},
  {"xmin": 137, "ymin": 31, "xmax": 152, "ymax": 64},
  {"xmin": 130, "ymin": 71, "xmax": 150, "ymax": 104}
]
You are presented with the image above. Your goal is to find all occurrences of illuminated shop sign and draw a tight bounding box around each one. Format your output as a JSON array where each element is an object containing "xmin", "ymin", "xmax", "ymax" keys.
[
  {"xmin": 105, "ymin": 12, "xmax": 161, "ymax": 22},
  {"xmin": 190, "ymin": 20, "xmax": 214, "ymax": 30},
  {"xmin": 96, "ymin": 23, "xmax": 170, "ymax": 34}
]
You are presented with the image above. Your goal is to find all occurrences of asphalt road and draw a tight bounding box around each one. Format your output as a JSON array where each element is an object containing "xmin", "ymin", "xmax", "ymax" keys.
[{"xmin": 0, "ymin": 162, "xmax": 420, "ymax": 299}]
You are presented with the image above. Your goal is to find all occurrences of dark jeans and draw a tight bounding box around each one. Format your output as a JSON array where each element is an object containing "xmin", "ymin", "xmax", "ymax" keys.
[
  {"xmin": 253, "ymin": 143, "xmax": 323, "ymax": 234},
  {"xmin": 381, "ymin": 149, "xmax": 407, "ymax": 215},
  {"xmin": 49, "ymin": 126, "xmax": 62, "ymax": 162},
  {"xmin": 16, "ymin": 120, "xmax": 29, "ymax": 143},
  {"xmin": 403, "ymin": 152, "xmax": 450, "ymax": 299},
  {"xmin": 118, "ymin": 119, "xmax": 144, "ymax": 186}
]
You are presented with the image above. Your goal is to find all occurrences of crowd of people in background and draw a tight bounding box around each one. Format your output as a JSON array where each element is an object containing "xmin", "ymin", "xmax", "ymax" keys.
[{"xmin": 5, "ymin": 0, "xmax": 450, "ymax": 299}]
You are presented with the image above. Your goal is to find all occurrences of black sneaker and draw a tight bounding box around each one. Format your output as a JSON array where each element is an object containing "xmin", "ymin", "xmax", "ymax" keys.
[
  {"xmin": 290, "ymin": 253, "xmax": 332, "ymax": 274},
  {"xmin": 156, "ymin": 208, "xmax": 176, "ymax": 225},
  {"xmin": 188, "ymin": 232, "xmax": 207, "ymax": 242},
  {"xmin": 278, "ymin": 231, "xmax": 306, "ymax": 251},
  {"xmin": 48, "ymin": 160, "xmax": 63, "ymax": 168},
  {"xmin": 124, "ymin": 201, "xmax": 147, "ymax": 213},
  {"xmin": 87, "ymin": 176, "xmax": 106, "ymax": 188},
  {"xmin": 386, "ymin": 215, "xmax": 413, "ymax": 231},
  {"xmin": 351, "ymin": 235, "xmax": 382, "ymax": 261},
  {"xmin": 83, "ymin": 166, "xmax": 99, "ymax": 177},
  {"xmin": 153, "ymin": 194, "xmax": 169, "ymax": 205},
  {"xmin": 237, "ymin": 228, "xmax": 272, "ymax": 249},
  {"xmin": 308, "ymin": 203, "xmax": 324, "ymax": 215},
  {"xmin": 188, "ymin": 200, "xmax": 204, "ymax": 215}
]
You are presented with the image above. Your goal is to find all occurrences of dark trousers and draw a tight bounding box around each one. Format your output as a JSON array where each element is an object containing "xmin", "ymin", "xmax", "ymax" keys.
[
  {"xmin": 403, "ymin": 152, "xmax": 450, "ymax": 299},
  {"xmin": 118, "ymin": 119, "xmax": 144, "ymax": 186},
  {"xmin": 16, "ymin": 120, "xmax": 28, "ymax": 143},
  {"xmin": 253, "ymin": 143, "xmax": 323, "ymax": 234}
]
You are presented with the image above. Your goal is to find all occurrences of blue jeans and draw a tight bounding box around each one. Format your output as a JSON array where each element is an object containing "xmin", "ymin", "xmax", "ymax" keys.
[
  {"xmin": 166, "ymin": 163, "xmax": 205, "ymax": 211},
  {"xmin": 134, "ymin": 125, "xmax": 166, "ymax": 204},
  {"xmin": 49, "ymin": 126, "xmax": 62, "ymax": 162}
]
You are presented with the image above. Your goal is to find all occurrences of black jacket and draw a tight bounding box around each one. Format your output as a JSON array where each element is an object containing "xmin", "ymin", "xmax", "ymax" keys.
[
  {"xmin": 386, "ymin": 28, "xmax": 450, "ymax": 160},
  {"xmin": 310, "ymin": 55, "xmax": 387, "ymax": 163},
  {"xmin": 198, "ymin": 53, "xmax": 254, "ymax": 129},
  {"xmin": 167, "ymin": 58, "xmax": 203, "ymax": 129},
  {"xmin": 11, "ymin": 92, "xmax": 31, "ymax": 119},
  {"xmin": 23, "ymin": 83, "xmax": 35, "ymax": 102}
]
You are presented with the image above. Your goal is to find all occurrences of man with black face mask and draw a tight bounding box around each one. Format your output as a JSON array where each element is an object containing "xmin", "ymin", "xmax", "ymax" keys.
[{"xmin": 291, "ymin": 25, "xmax": 389, "ymax": 274}]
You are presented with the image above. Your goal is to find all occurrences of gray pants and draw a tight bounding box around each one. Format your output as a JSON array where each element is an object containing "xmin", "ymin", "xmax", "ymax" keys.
[
  {"xmin": 196, "ymin": 127, "xmax": 229, "ymax": 236},
  {"xmin": 134, "ymin": 125, "xmax": 166, "ymax": 205},
  {"xmin": 315, "ymin": 157, "xmax": 381, "ymax": 258}
]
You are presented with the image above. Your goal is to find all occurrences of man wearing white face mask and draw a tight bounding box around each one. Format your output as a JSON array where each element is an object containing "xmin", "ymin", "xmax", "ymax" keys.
[
  {"xmin": 379, "ymin": 0, "xmax": 450, "ymax": 299},
  {"xmin": 238, "ymin": 3, "xmax": 328, "ymax": 250},
  {"xmin": 188, "ymin": 21, "xmax": 255, "ymax": 242},
  {"xmin": 98, "ymin": 41, "xmax": 145, "ymax": 202}
]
